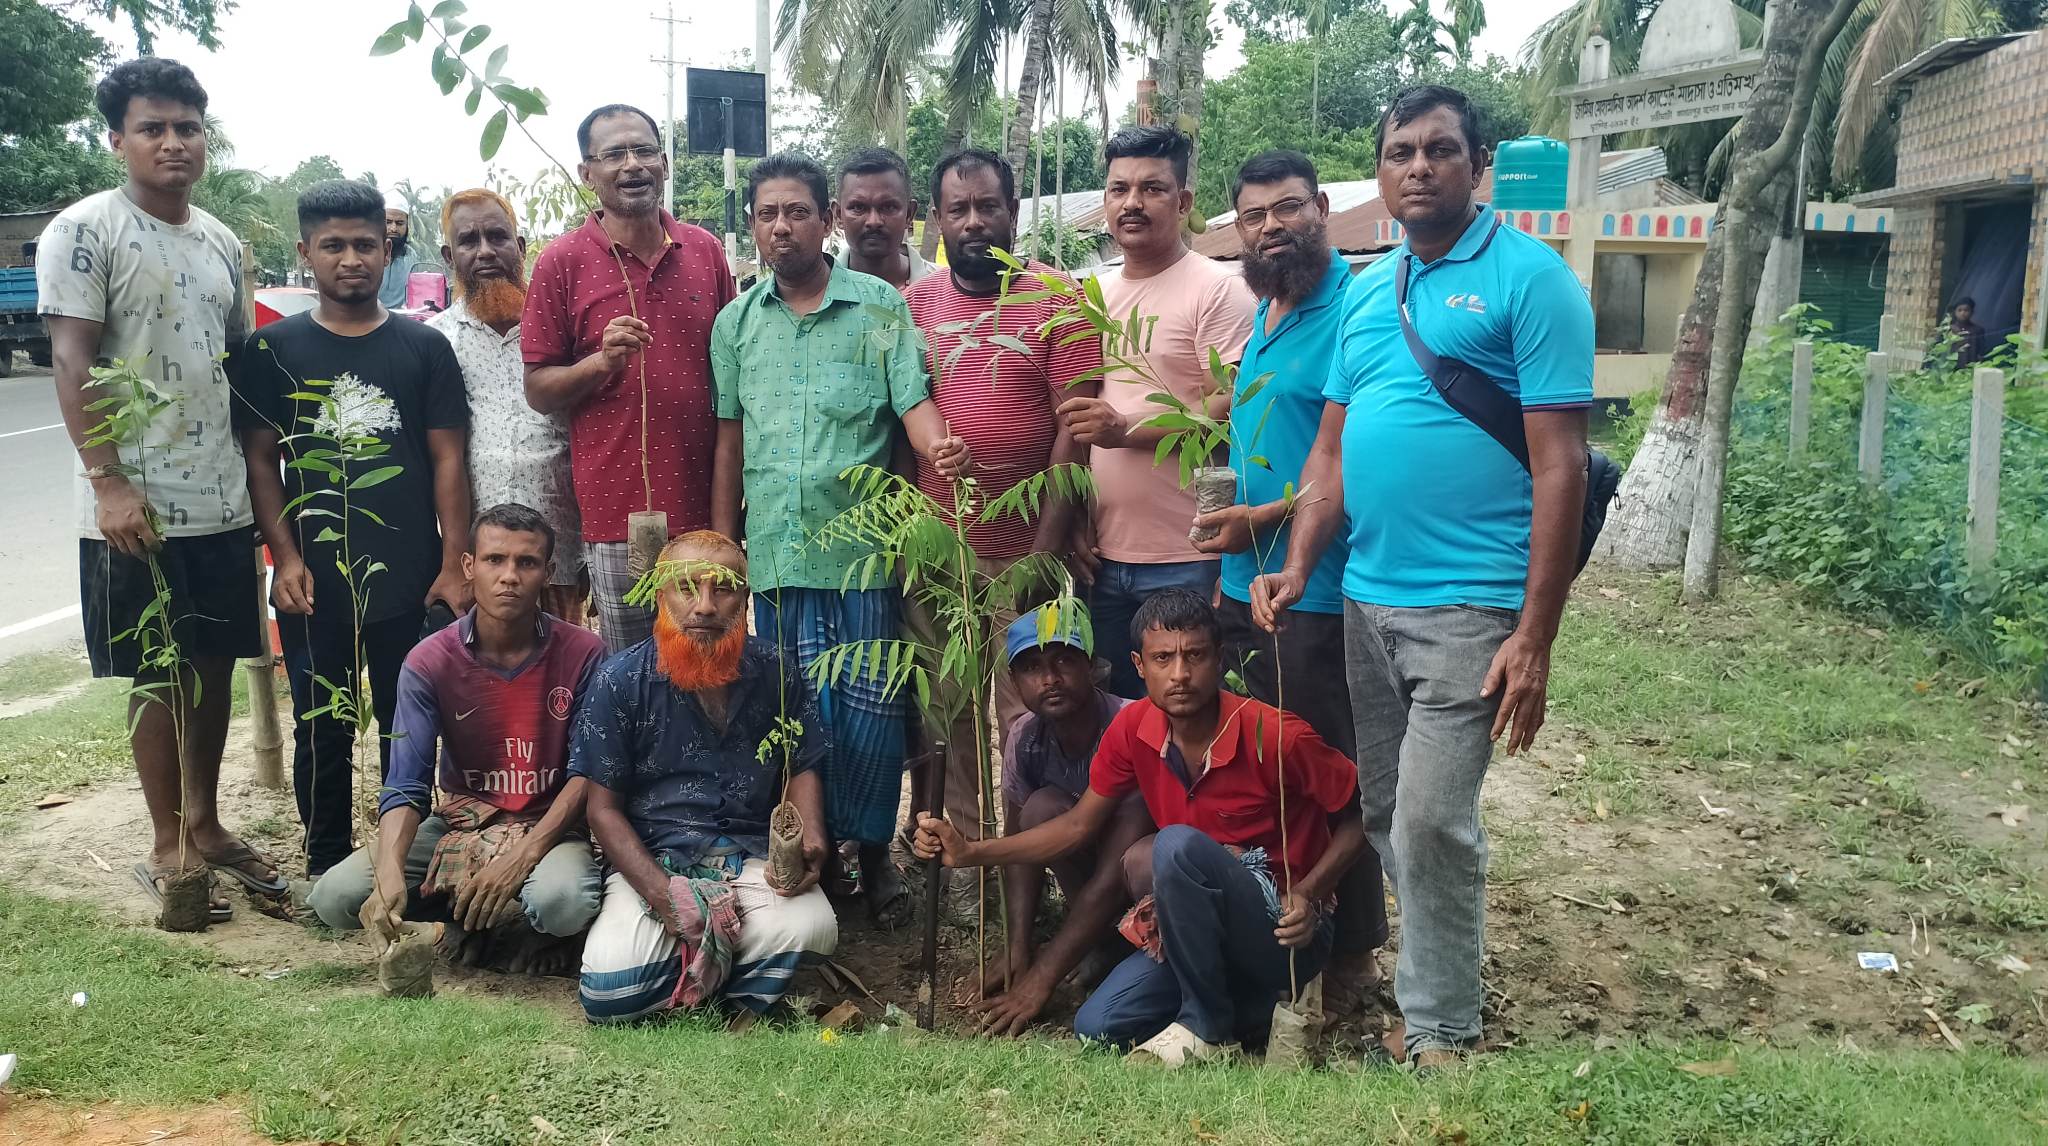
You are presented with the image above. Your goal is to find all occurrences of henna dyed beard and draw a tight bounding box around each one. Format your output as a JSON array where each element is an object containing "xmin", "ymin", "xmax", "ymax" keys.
[
  {"xmin": 653, "ymin": 610, "xmax": 746, "ymax": 691},
  {"xmin": 460, "ymin": 274, "xmax": 528, "ymax": 330}
]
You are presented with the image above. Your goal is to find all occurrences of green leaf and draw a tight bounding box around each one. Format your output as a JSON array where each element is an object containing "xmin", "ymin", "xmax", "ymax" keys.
[
  {"xmin": 312, "ymin": 527, "xmax": 343, "ymax": 543},
  {"xmin": 441, "ymin": 18, "xmax": 466, "ymax": 38},
  {"xmin": 369, "ymin": 29, "xmax": 407, "ymax": 56},
  {"xmin": 429, "ymin": 0, "xmax": 465, "ymax": 17},
  {"xmin": 485, "ymin": 43, "xmax": 509, "ymax": 80},
  {"xmin": 464, "ymin": 81, "xmax": 482, "ymax": 116},
  {"xmin": 404, "ymin": 3, "xmax": 425, "ymax": 38},
  {"xmin": 431, "ymin": 46, "xmax": 463, "ymax": 95},
  {"xmin": 349, "ymin": 465, "xmax": 406, "ymax": 491},
  {"xmin": 480, "ymin": 109, "xmax": 509, "ymax": 160},
  {"xmin": 493, "ymin": 83, "xmax": 546, "ymax": 119},
  {"xmin": 987, "ymin": 334, "xmax": 1033, "ymax": 358}
]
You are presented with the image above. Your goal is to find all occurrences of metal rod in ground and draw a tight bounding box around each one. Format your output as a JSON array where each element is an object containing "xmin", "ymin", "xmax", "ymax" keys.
[{"xmin": 919, "ymin": 739, "xmax": 949, "ymax": 1031}]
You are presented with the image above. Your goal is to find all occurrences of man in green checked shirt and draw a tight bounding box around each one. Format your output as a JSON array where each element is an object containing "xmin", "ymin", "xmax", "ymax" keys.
[{"xmin": 710, "ymin": 152, "xmax": 970, "ymax": 923}]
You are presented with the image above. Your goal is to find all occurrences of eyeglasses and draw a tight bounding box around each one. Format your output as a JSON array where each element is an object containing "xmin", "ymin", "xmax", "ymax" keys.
[
  {"xmin": 587, "ymin": 145, "xmax": 663, "ymax": 166},
  {"xmin": 1235, "ymin": 197, "xmax": 1312, "ymax": 231}
]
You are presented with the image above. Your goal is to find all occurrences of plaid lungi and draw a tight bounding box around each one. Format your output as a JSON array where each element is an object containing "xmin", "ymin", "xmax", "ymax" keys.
[
  {"xmin": 586, "ymin": 540, "xmax": 656, "ymax": 654},
  {"xmin": 752, "ymin": 586, "xmax": 907, "ymax": 845}
]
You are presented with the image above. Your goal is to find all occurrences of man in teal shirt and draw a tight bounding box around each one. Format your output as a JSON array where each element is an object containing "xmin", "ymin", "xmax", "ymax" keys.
[
  {"xmin": 710, "ymin": 152, "xmax": 968, "ymax": 921},
  {"xmin": 1192, "ymin": 150, "xmax": 1387, "ymax": 1020},
  {"xmin": 1253, "ymin": 86, "xmax": 1592, "ymax": 1069}
]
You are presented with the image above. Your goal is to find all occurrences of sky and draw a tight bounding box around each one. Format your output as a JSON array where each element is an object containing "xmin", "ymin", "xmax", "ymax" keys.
[{"xmin": 72, "ymin": 0, "xmax": 1573, "ymax": 193}]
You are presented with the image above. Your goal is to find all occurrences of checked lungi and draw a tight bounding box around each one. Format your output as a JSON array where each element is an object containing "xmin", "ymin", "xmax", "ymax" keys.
[{"xmin": 752, "ymin": 587, "xmax": 908, "ymax": 845}]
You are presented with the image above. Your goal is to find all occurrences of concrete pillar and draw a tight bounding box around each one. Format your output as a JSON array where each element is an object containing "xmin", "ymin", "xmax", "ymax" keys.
[
  {"xmin": 1789, "ymin": 339, "xmax": 1813, "ymax": 458},
  {"xmin": 1563, "ymin": 36, "xmax": 1609, "ymax": 295},
  {"xmin": 1859, "ymin": 352, "xmax": 1888, "ymax": 485},
  {"xmin": 1968, "ymin": 366, "xmax": 2005, "ymax": 576}
]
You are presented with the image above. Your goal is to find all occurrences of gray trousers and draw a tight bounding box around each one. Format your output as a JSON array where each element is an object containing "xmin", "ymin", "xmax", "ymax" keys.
[
  {"xmin": 1343, "ymin": 601, "xmax": 1515, "ymax": 1057},
  {"xmin": 307, "ymin": 814, "xmax": 602, "ymax": 938}
]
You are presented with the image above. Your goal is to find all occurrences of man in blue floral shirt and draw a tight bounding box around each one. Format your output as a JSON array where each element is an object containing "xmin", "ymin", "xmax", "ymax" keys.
[{"xmin": 573, "ymin": 531, "xmax": 837, "ymax": 1021}]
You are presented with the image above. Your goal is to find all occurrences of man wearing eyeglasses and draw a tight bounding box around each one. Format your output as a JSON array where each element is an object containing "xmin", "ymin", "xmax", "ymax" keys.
[
  {"xmin": 522, "ymin": 103, "xmax": 737, "ymax": 652},
  {"xmin": 1189, "ymin": 150, "xmax": 1389, "ymax": 1026}
]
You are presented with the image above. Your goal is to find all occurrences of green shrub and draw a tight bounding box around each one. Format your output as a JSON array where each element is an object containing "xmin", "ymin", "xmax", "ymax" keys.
[{"xmin": 1717, "ymin": 309, "xmax": 2048, "ymax": 673}]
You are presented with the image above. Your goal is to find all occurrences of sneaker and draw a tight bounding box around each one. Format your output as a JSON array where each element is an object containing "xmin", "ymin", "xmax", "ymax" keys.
[{"xmin": 1125, "ymin": 1022, "xmax": 1240, "ymax": 1068}]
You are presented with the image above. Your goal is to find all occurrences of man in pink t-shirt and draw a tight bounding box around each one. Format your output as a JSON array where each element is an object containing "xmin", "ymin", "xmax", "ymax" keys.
[
  {"xmin": 520, "ymin": 104, "xmax": 736, "ymax": 653},
  {"xmin": 1057, "ymin": 125, "xmax": 1255, "ymax": 698}
]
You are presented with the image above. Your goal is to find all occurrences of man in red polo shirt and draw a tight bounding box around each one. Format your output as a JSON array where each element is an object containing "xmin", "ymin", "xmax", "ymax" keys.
[
  {"xmin": 916, "ymin": 588, "xmax": 1365, "ymax": 1066},
  {"xmin": 903, "ymin": 148, "xmax": 1099, "ymax": 849},
  {"xmin": 522, "ymin": 103, "xmax": 736, "ymax": 652}
]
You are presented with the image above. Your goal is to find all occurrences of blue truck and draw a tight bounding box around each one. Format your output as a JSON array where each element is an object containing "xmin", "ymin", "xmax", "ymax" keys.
[{"xmin": 0, "ymin": 265, "xmax": 50, "ymax": 377}]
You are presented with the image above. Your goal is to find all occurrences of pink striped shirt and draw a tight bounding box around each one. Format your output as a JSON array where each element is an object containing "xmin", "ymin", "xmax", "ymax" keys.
[{"xmin": 906, "ymin": 262, "xmax": 1102, "ymax": 558}]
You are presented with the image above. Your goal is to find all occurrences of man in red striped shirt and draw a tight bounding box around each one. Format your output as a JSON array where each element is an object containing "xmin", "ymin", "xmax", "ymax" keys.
[{"xmin": 903, "ymin": 149, "xmax": 1102, "ymax": 848}]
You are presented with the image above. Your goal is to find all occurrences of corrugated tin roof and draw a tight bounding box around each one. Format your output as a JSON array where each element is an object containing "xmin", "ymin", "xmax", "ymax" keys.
[
  {"xmin": 1598, "ymin": 148, "xmax": 1668, "ymax": 193},
  {"xmin": 1014, "ymin": 190, "xmax": 1110, "ymax": 234},
  {"xmin": 1878, "ymin": 33, "xmax": 2030, "ymax": 88}
]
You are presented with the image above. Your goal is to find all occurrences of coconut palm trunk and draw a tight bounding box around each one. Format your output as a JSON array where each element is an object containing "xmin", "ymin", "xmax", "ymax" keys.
[{"xmin": 1596, "ymin": 0, "xmax": 1859, "ymax": 579}]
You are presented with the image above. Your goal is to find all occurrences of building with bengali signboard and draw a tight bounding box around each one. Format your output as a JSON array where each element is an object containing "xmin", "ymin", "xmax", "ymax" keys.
[{"xmin": 1857, "ymin": 32, "xmax": 2043, "ymax": 363}]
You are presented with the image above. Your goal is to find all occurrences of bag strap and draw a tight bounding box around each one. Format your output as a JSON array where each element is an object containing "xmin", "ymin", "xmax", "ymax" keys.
[{"xmin": 1393, "ymin": 216, "xmax": 1532, "ymax": 471}]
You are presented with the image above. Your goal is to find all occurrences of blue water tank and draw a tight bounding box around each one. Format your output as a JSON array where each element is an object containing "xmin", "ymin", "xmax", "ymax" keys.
[{"xmin": 1492, "ymin": 136, "xmax": 1569, "ymax": 212}]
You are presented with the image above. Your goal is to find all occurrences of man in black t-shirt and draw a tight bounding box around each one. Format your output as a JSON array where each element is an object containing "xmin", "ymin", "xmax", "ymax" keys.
[{"xmin": 239, "ymin": 179, "xmax": 472, "ymax": 876}]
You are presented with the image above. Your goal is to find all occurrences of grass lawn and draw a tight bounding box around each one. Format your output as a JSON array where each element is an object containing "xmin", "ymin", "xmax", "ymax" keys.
[
  {"xmin": 3, "ymin": 569, "xmax": 2047, "ymax": 1143},
  {"xmin": 2, "ymin": 890, "xmax": 2044, "ymax": 1145}
]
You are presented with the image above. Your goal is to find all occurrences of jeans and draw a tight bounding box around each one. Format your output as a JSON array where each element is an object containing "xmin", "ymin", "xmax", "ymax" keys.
[
  {"xmin": 1218, "ymin": 594, "xmax": 1390, "ymax": 956},
  {"xmin": 280, "ymin": 607, "xmax": 424, "ymax": 875},
  {"xmin": 306, "ymin": 814, "xmax": 603, "ymax": 937},
  {"xmin": 1089, "ymin": 558, "xmax": 1218, "ymax": 700},
  {"xmin": 1073, "ymin": 825, "xmax": 1328, "ymax": 1048},
  {"xmin": 1343, "ymin": 600, "xmax": 1516, "ymax": 1057}
]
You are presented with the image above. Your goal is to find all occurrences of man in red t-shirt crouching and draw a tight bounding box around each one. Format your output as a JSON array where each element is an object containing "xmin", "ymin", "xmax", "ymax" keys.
[{"xmin": 916, "ymin": 588, "xmax": 1366, "ymax": 1065}]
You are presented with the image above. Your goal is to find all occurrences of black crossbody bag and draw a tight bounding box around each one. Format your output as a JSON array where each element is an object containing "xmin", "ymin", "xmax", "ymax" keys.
[{"xmin": 1391, "ymin": 220, "xmax": 1621, "ymax": 573}]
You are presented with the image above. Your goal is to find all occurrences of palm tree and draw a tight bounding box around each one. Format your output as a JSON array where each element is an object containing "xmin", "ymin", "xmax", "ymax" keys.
[
  {"xmin": 777, "ymin": 0, "xmax": 949, "ymax": 151},
  {"xmin": 1396, "ymin": 0, "xmax": 1448, "ymax": 73},
  {"xmin": 1116, "ymin": 0, "xmax": 1217, "ymax": 211},
  {"xmin": 191, "ymin": 114, "xmax": 268, "ymax": 239},
  {"xmin": 1828, "ymin": 0, "xmax": 2004, "ymax": 188},
  {"xmin": 1447, "ymin": 0, "xmax": 1488, "ymax": 62}
]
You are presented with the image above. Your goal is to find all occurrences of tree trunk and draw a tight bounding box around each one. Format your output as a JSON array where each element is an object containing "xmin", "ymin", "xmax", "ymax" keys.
[
  {"xmin": 1681, "ymin": 0, "xmax": 1856, "ymax": 601},
  {"xmin": 1006, "ymin": 2, "xmax": 1053, "ymax": 173},
  {"xmin": 1595, "ymin": 0, "xmax": 1846, "ymax": 575},
  {"xmin": 923, "ymin": 117, "xmax": 966, "ymax": 260},
  {"xmin": 1055, "ymin": 67, "xmax": 1067, "ymax": 268}
]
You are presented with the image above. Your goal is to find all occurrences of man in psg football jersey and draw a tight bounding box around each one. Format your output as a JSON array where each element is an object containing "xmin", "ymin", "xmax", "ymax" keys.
[{"xmin": 308, "ymin": 504, "xmax": 609, "ymax": 967}]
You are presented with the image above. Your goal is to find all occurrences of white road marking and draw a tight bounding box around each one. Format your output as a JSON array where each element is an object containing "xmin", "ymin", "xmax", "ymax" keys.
[
  {"xmin": 0, "ymin": 605, "xmax": 81, "ymax": 641},
  {"xmin": 0, "ymin": 422, "xmax": 64, "ymax": 440}
]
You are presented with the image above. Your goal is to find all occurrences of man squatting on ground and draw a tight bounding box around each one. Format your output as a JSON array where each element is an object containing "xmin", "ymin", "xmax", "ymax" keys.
[
  {"xmin": 976, "ymin": 604, "xmax": 1153, "ymax": 1036},
  {"xmin": 39, "ymin": 57, "xmax": 286, "ymax": 920},
  {"xmin": 919, "ymin": 590, "xmax": 1365, "ymax": 1066},
  {"xmin": 1254, "ymin": 84, "xmax": 1593, "ymax": 1068},
  {"xmin": 307, "ymin": 504, "xmax": 608, "ymax": 968},
  {"xmin": 575, "ymin": 532, "xmax": 839, "ymax": 1021}
]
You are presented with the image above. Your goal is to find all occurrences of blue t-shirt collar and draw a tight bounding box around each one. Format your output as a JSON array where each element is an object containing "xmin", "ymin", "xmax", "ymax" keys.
[{"xmin": 1402, "ymin": 202, "xmax": 1496, "ymax": 269}]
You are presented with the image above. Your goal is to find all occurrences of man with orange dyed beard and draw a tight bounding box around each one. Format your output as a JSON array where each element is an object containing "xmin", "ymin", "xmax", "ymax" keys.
[
  {"xmin": 573, "ymin": 531, "xmax": 839, "ymax": 1021},
  {"xmin": 428, "ymin": 190, "xmax": 586, "ymax": 623}
]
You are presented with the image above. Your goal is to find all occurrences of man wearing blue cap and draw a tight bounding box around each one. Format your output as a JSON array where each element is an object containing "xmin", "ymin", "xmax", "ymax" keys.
[{"xmin": 977, "ymin": 605, "xmax": 1153, "ymax": 1036}]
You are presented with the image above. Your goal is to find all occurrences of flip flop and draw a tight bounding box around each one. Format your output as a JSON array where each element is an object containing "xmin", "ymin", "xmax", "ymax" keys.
[
  {"xmin": 132, "ymin": 862, "xmax": 233, "ymax": 923},
  {"xmin": 200, "ymin": 842, "xmax": 289, "ymax": 897}
]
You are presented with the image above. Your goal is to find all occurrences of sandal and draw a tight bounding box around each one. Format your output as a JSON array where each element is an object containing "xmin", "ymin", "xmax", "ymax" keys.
[
  {"xmin": 199, "ymin": 841, "xmax": 289, "ymax": 897},
  {"xmin": 132, "ymin": 862, "xmax": 233, "ymax": 923}
]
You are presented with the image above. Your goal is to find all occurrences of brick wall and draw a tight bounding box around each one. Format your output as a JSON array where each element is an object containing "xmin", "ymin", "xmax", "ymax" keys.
[{"xmin": 1880, "ymin": 33, "xmax": 2048, "ymax": 348}]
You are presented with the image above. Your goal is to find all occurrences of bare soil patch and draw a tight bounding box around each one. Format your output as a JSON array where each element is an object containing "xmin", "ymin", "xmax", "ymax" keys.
[{"xmin": 0, "ymin": 1098, "xmax": 310, "ymax": 1146}]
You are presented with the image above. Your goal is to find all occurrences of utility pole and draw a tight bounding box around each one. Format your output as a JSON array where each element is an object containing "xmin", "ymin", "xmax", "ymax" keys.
[
  {"xmin": 651, "ymin": 4, "xmax": 690, "ymax": 214},
  {"xmin": 757, "ymin": 0, "xmax": 773, "ymax": 148}
]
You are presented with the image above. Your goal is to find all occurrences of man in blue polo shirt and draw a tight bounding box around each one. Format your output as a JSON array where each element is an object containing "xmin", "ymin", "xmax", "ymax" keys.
[
  {"xmin": 1252, "ymin": 85, "xmax": 1592, "ymax": 1068},
  {"xmin": 1192, "ymin": 149, "xmax": 1387, "ymax": 1021}
]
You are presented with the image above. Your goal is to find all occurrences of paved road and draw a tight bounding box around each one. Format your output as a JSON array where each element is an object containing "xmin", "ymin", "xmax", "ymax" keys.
[{"xmin": 0, "ymin": 366, "xmax": 85, "ymax": 664}]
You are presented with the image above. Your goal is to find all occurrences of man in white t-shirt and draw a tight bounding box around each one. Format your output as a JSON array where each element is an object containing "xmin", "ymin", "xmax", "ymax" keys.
[
  {"xmin": 1056, "ymin": 125, "xmax": 1255, "ymax": 698},
  {"xmin": 37, "ymin": 58, "xmax": 282, "ymax": 924}
]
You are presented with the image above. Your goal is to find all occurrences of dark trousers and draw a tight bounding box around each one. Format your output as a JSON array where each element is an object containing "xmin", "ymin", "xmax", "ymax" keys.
[
  {"xmin": 280, "ymin": 607, "xmax": 423, "ymax": 874},
  {"xmin": 1073, "ymin": 826, "xmax": 1329, "ymax": 1048},
  {"xmin": 1218, "ymin": 593, "xmax": 1390, "ymax": 954}
]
